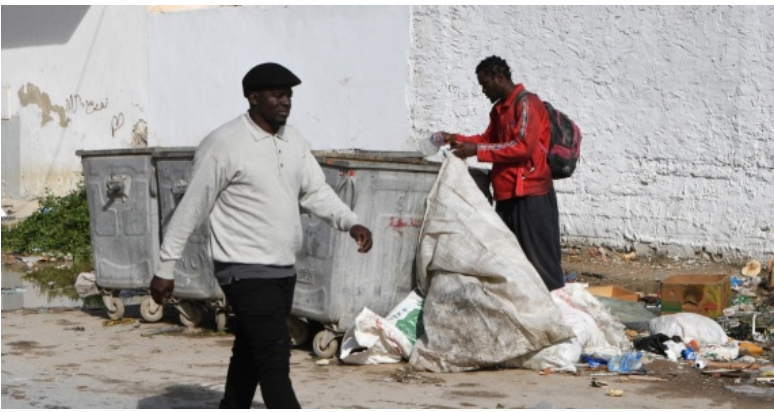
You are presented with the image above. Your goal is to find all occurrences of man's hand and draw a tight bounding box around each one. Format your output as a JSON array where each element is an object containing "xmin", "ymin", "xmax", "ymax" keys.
[
  {"xmin": 349, "ymin": 224, "xmax": 373, "ymax": 253},
  {"xmin": 451, "ymin": 141, "xmax": 478, "ymax": 159},
  {"xmin": 150, "ymin": 275, "xmax": 175, "ymax": 305},
  {"xmin": 439, "ymin": 132, "xmax": 457, "ymax": 146}
]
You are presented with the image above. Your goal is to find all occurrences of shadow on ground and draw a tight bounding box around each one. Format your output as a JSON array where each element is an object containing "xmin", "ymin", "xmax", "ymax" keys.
[{"xmin": 136, "ymin": 384, "xmax": 265, "ymax": 409}]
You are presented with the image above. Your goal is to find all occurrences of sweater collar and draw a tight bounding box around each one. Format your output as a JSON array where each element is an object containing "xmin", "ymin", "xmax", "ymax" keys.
[{"xmin": 243, "ymin": 113, "xmax": 287, "ymax": 141}]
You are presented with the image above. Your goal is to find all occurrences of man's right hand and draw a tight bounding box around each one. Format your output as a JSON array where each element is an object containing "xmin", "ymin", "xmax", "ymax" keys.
[
  {"xmin": 439, "ymin": 132, "xmax": 457, "ymax": 146},
  {"xmin": 150, "ymin": 275, "xmax": 175, "ymax": 305}
]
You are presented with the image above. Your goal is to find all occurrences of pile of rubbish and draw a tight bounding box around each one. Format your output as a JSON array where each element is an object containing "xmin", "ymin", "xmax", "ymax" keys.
[{"xmin": 337, "ymin": 156, "xmax": 773, "ymax": 396}]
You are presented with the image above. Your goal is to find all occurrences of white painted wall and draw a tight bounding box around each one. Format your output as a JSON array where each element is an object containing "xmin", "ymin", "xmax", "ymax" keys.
[
  {"xmin": 410, "ymin": 5, "xmax": 774, "ymax": 259},
  {"xmin": 148, "ymin": 5, "xmax": 412, "ymax": 151},
  {"xmin": 3, "ymin": 5, "xmax": 771, "ymax": 260},
  {"xmin": 1, "ymin": 5, "xmax": 149, "ymax": 197}
]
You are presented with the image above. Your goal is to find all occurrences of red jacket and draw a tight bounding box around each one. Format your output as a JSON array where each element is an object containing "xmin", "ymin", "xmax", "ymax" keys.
[{"xmin": 456, "ymin": 84, "xmax": 552, "ymax": 201}]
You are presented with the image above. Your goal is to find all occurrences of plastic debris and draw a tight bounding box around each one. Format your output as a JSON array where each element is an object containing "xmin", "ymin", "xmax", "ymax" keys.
[{"xmin": 606, "ymin": 389, "xmax": 624, "ymax": 397}]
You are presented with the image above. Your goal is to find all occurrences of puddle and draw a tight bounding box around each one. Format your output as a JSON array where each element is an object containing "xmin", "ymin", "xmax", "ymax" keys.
[{"xmin": 1, "ymin": 264, "xmax": 103, "ymax": 310}]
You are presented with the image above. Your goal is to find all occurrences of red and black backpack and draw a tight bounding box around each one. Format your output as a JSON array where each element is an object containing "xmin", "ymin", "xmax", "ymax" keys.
[{"xmin": 517, "ymin": 90, "xmax": 582, "ymax": 180}]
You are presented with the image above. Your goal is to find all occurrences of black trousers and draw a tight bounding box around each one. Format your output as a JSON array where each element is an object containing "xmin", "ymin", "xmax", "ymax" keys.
[
  {"xmin": 219, "ymin": 276, "xmax": 300, "ymax": 409},
  {"xmin": 495, "ymin": 188, "xmax": 565, "ymax": 292}
]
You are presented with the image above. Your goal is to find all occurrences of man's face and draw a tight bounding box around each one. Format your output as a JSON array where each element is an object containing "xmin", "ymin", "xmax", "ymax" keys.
[
  {"xmin": 477, "ymin": 72, "xmax": 500, "ymax": 103},
  {"xmin": 248, "ymin": 87, "xmax": 293, "ymax": 127}
]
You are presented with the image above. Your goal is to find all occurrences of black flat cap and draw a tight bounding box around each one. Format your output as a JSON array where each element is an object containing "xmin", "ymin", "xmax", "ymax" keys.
[{"xmin": 242, "ymin": 63, "xmax": 301, "ymax": 96}]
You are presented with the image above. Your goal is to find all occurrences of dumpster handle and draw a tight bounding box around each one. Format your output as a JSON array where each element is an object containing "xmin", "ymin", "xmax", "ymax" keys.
[
  {"xmin": 336, "ymin": 173, "xmax": 357, "ymax": 210},
  {"xmin": 150, "ymin": 166, "xmax": 158, "ymax": 198}
]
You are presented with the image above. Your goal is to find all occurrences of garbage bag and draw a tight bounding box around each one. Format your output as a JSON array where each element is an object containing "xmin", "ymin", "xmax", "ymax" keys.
[
  {"xmin": 408, "ymin": 157, "xmax": 575, "ymax": 373},
  {"xmin": 505, "ymin": 284, "xmax": 630, "ymax": 372},
  {"xmin": 340, "ymin": 289, "xmax": 424, "ymax": 365},
  {"xmin": 75, "ymin": 272, "xmax": 99, "ymax": 298},
  {"xmin": 649, "ymin": 313, "xmax": 729, "ymax": 347}
]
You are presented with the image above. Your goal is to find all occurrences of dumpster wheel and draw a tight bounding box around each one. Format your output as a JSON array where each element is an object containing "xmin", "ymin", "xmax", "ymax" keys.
[
  {"xmin": 288, "ymin": 316, "xmax": 309, "ymax": 347},
  {"xmin": 312, "ymin": 330, "xmax": 339, "ymax": 358},
  {"xmin": 140, "ymin": 296, "xmax": 164, "ymax": 322},
  {"xmin": 103, "ymin": 295, "xmax": 125, "ymax": 320},
  {"xmin": 215, "ymin": 310, "xmax": 228, "ymax": 332},
  {"xmin": 178, "ymin": 301, "xmax": 204, "ymax": 328}
]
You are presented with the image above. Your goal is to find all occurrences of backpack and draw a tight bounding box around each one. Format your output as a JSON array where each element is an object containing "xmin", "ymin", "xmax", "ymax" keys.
[{"xmin": 516, "ymin": 90, "xmax": 582, "ymax": 179}]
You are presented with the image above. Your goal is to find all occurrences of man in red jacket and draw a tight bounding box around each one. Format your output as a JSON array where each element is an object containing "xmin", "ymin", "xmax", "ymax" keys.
[{"xmin": 441, "ymin": 55, "xmax": 564, "ymax": 291}]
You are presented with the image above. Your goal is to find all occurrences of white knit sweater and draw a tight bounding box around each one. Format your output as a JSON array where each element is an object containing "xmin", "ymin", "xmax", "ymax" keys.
[{"xmin": 156, "ymin": 114, "xmax": 358, "ymax": 280}]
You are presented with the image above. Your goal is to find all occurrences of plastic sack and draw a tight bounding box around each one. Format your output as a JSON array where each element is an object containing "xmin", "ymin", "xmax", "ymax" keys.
[
  {"xmin": 505, "ymin": 284, "xmax": 630, "ymax": 372},
  {"xmin": 700, "ymin": 340, "xmax": 740, "ymax": 361},
  {"xmin": 409, "ymin": 157, "xmax": 575, "ymax": 373},
  {"xmin": 74, "ymin": 272, "xmax": 99, "ymax": 298},
  {"xmin": 339, "ymin": 289, "xmax": 424, "ymax": 365},
  {"xmin": 649, "ymin": 313, "xmax": 729, "ymax": 347}
]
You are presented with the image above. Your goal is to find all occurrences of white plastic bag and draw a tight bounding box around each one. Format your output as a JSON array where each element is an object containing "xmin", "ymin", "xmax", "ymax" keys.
[
  {"xmin": 339, "ymin": 289, "xmax": 424, "ymax": 365},
  {"xmin": 649, "ymin": 313, "xmax": 729, "ymax": 347},
  {"xmin": 505, "ymin": 284, "xmax": 630, "ymax": 372},
  {"xmin": 75, "ymin": 272, "xmax": 99, "ymax": 298}
]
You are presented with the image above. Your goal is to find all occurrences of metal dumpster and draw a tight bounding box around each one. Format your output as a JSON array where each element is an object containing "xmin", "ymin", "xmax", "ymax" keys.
[
  {"xmin": 76, "ymin": 148, "xmax": 160, "ymax": 320},
  {"xmin": 152, "ymin": 147, "xmax": 226, "ymax": 330},
  {"xmin": 292, "ymin": 150, "xmax": 451, "ymax": 357}
]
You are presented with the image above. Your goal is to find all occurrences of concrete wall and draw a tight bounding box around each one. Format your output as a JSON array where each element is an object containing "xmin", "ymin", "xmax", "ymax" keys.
[
  {"xmin": 410, "ymin": 5, "xmax": 774, "ymax": 260},
  {"xmin": 148, "ymin": 5, "xmax": 412, "ymax": 151},
  {"xmin": 1, "ymin": 5, "xmax": 149, "ymax": 197},
  {"xmin": 3, "ymin": 5, "xmax": 771, "ymax": 259}
]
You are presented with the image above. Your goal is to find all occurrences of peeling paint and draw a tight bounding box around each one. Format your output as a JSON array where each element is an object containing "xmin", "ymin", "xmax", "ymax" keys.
[
  {"xmin": 17, "ymin": 83, "xmax": 69, "ymax": 127},
  {"xmin": 131, "ymin": 119, "xmax": 148, "ymax": 148}
]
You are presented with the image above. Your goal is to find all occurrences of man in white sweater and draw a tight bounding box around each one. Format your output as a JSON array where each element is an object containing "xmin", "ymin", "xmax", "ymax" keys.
[{"xmin": 150, "ymin": 62, "xmax": 373, "ymax": 409}]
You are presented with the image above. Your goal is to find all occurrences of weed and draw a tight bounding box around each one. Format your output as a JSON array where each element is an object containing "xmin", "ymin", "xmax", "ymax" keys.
[{"xmin": 1, "ymin": 184, "xmax": 92, "ymax": 263}]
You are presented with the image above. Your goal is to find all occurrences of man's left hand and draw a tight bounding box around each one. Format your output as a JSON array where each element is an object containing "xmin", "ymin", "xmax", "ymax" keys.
[
  {"xmin": 451, "ymin": 142, "xmax": 477, "ymax": 159},
  {"xmin": 349, "ymin": 224, "xmax": 373, "ymax": 253}
]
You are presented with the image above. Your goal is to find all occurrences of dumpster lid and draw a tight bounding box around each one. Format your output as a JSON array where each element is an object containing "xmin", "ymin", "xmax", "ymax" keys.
[
  {"xmin": 153, "ymin": 147, "xmax": 198, "ymax": 158},
  {"xmin": 76, "ymin": 147, "xmax": 156, "ymax": 157}
]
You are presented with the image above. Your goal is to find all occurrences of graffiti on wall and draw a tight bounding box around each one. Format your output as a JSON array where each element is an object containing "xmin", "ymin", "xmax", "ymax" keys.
[
  {"xmin": 17, "ymin": 82, "xmax": 141, "ymax": 139},
  {"xmin": 111, "ymin": 113, "xmax": 125, "ymax": 137},
  {"xmin": 65, "ymin": 94, "xmax": 109, "ymax": 115}
]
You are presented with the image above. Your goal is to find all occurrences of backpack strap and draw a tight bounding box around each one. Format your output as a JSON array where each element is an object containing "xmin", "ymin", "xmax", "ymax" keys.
[{"xmin": 516, "ymin": 89, "xmax": 550, "ymax": 155}]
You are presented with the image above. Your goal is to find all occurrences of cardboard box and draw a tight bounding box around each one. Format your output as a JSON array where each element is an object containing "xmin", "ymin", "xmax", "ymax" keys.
[
  {"xmin": 660, "ymin": 274, "xmax": 730, "ymax": 318},
  {"xmin": 587, "ymin": 285, "xmax": 639, "ymax": 302}
]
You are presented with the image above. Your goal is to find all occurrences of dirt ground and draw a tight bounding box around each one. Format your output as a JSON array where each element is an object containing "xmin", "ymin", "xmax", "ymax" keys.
[
  {"xmin": 2, "ymin": 306, "xmax": 773, "ymax": 409},
  {"xmin": 2, "ymin": 248, "xmax": 773, "ymax": 408}
]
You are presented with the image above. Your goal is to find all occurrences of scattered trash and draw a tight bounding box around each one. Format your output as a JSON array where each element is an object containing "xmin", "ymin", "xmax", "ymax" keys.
[
  {"xmin": 315, "ymin": 359, "xmax": 331, "ymax": 366},
  {"xmin": 140, "ymin": 325, "xmax": 185, "ymax": 337},
  {"xmin": 74, "ymin": 272, "xmax": 99, "ymax": 298},
  {"xmin": 700, "ymin": 340, "xmax": 740, "ymax": 361},
  {"xmin": 607, "ymin": 351, "xmax": 643, "ymax": 373},
  {"xmin": 633, "ymin": 333, "xmax": 681, "ymax": 357},
  {"xmin": 660, "ymin": 274, "xmax": 731, "ymax": 318},
  {"xmin": 590, "ymin": 378, "xmax": 609, "ymax": 387},
  {"xmin": 103, "ymin": 318, "xmax": 133, "ymax": 327},
  {"xmin": 650, "ymin": 313, "xmax": 730, "ymax": 347},
  {"xmin": 606, "ymin": 389, "xmax": 624, "ymax": 397},
  {"xmin": 741, "ymin": 260, "xmax": 762, "ymax": 277},
  {"xmin": 65, "ymin": 326, "xmax": 85, "ymax": 332},
  {"xmin": 339, "ymin": 288, "xmax": 425, "ymax": 365}
]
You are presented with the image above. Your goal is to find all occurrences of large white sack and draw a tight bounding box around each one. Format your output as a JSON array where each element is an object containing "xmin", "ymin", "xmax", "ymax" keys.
[
  {"xmin": 409, "ymin": 157, "xmax": 575, "ymax": 373},
  {"xmin": 506, "ymin": 284, "xmax": 630, "ymax": 372},
  {"xmin": 649, "ymin": 313, "xmax": 729, "ymax": 347}
]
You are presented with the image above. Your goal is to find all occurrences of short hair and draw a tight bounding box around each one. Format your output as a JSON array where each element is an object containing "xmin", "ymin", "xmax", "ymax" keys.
[{"xmin": 475, "ymin": 55, "xmax": 511, "ymax": 80}]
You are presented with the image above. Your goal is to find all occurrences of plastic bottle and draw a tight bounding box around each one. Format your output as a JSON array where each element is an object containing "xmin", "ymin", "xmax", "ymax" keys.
[
  {"xmin": 417, "ymin": 132, "xmax": 446, "ymax": 156},
  {"xmin": 607, "ymin": 351, "xmax": 643, "ymax": 373}
]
